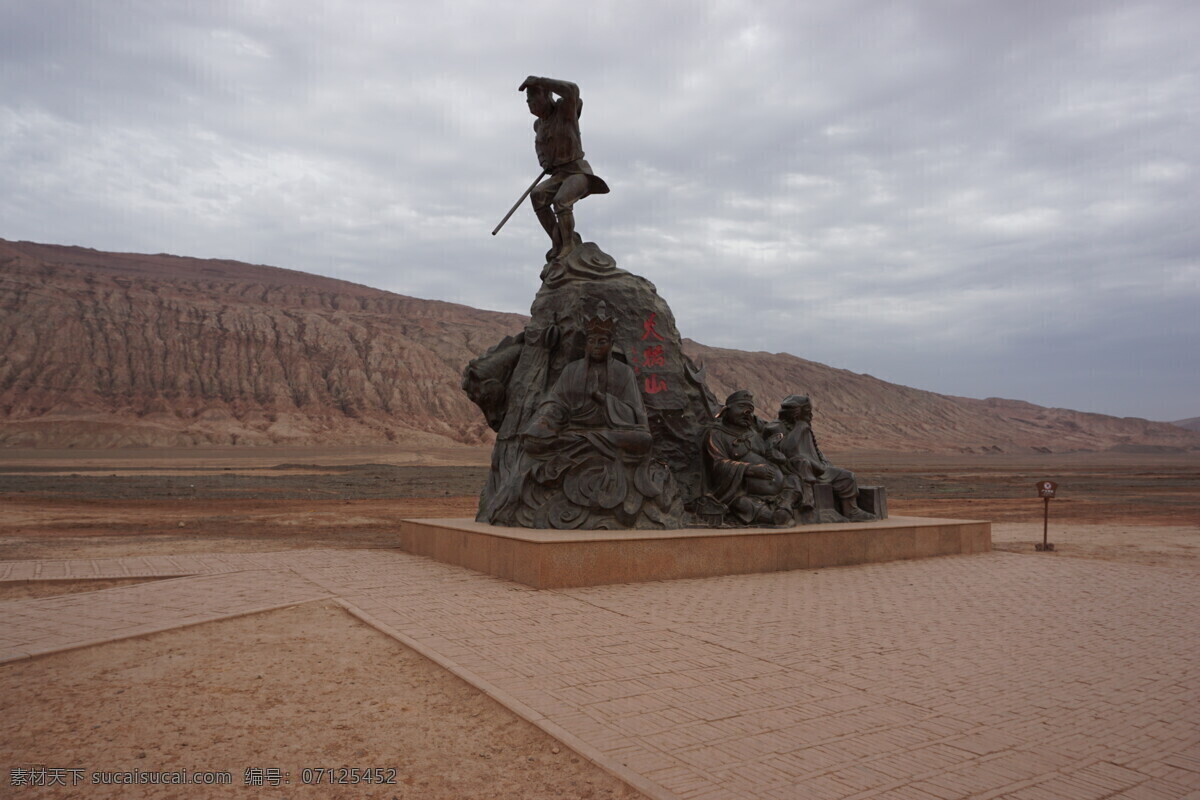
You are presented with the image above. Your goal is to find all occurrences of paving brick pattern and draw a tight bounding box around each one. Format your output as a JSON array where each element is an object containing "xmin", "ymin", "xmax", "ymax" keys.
[
  {"xmin": 1, "ymin": 549, "xmax": 1197, "ymax": 800},
  {"xmin": 0, "ymin": 566, "xmax": 332, "ymax": 661},
  {"xmin": 0, "ymin": 551, "xmax": 300, "ymax": 581}
]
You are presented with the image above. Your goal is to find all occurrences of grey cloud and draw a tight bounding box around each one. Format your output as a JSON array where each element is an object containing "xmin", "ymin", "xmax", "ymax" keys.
[{"xmin": 2, "ymin": 0, "xmax": 1197, "ymax": 420}]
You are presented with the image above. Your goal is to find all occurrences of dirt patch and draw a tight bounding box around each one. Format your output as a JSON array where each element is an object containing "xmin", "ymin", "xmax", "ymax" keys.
[
  {"xmin": 0, "ymin": 496, "xmax": 480, "ymax": 560},
  {"xmin": 0, "ymin": 445, "xmax": 492, "ymax": 470},
  {"xmin": 0, "ymin": 464, "xmax": 491, "ymax": 501},
  {"xmin": 864, "ymin": 450, "xmax": 1199, "ymax": 567},
  {"xmin": 0, "ymin": 602, "xmax": 641, "ymax": 800},
  {"xmin": 987, "ymin": 522, "xmax": 1200, "ymax": 569},
  {"xmin": 848, "ymin": 450, "xmax": 1200, "ymax": 527}
]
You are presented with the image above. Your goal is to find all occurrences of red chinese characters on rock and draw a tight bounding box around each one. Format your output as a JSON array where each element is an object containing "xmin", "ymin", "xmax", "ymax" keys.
[
  {"xmin": 644, "ymin": 374, "xmax": 668, "ymax": 394},
  {"xmin": 641, "ymin": 312, "xmax": 665, "ymax": 342},
  {"xmin": 636, "ymin": 314, "xmax": 669, "ymax": 395}
]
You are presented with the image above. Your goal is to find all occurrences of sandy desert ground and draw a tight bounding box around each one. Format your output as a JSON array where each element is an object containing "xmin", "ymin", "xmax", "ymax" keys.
[{"xmin": 0, "ymin": 446, "xmax": 1196, "ymax": 798}]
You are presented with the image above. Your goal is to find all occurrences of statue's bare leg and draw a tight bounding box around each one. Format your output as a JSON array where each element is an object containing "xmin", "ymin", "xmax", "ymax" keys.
[
  {"xmin": 535, "ymin": 206, "xmax": 561, "ymax": 262},
  {"xmin": 551, "ymin": 174, "xmax": 590, "ymax": 260},
  {"xmin": 556, "ymin": 209, "xmax": 576, "ymax": 258},
  {"xmin": 531, "ymin": 179, "xmax": 562, "ymax": 262}
]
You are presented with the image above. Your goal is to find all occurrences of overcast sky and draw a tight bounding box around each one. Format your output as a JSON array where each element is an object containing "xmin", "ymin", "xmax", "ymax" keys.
[{"xmin": 3, "ymin": 0, "xmax": 1197, "ymax": 421}]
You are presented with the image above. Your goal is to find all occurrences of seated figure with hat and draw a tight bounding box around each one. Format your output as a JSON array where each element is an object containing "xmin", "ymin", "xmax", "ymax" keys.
[{"xmin": 702, "ymin": 390, "xmax": 801, "ymax": 526}]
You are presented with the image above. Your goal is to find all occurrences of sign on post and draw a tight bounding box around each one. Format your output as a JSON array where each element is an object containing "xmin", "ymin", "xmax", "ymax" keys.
[{"xmin": 1035, "ymin": 481, "xmax": 1057, "ymax": 550}]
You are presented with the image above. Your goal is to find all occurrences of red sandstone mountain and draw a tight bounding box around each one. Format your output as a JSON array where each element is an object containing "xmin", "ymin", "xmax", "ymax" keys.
[{"xmin": 2, "ymin": 238, "xmax": 1197, "ymax": 454}]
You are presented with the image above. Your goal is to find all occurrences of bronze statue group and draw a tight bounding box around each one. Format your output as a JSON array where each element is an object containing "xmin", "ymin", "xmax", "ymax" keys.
[{"xmin": 467, "ymin": 77, "xmax": 878, "ymax": 530}]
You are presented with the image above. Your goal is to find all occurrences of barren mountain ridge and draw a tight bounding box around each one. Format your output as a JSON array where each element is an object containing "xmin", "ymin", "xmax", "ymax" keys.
[{"xmin": 2, "ymin": 238, "xmax": 1196, "ymax": 454}]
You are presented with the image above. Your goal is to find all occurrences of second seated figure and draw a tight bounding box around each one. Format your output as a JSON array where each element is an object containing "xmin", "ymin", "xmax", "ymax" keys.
[{"xmin": 765, "ymin": 394, "xmax": 875, "ymax": 522}]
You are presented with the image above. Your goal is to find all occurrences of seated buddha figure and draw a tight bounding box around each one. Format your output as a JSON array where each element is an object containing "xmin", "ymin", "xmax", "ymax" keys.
[{"xmin": 518, "ymin": 306, "xmax": 672, "ymax": 528}]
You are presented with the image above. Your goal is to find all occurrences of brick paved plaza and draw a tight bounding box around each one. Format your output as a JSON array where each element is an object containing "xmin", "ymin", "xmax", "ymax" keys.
[{"xmin": 2, "ymin": 548, "xmax": 1197, "ymax": 799}]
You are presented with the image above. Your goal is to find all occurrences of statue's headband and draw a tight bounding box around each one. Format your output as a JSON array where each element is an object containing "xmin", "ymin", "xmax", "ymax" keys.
[{"xmin": 724, "ymin": 390, "xmax": 754, "ymax": 406}]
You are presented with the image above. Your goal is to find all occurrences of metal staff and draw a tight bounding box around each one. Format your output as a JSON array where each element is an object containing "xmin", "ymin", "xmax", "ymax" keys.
[{"xmin": 491, "ymin": 169, "xmax": 547, "ymax": 236}]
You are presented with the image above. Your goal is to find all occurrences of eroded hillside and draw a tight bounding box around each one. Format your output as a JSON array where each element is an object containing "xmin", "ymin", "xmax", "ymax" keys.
[{"xmin": 2, "ymin": 239, "xmax": 1197, "ymax": 454}]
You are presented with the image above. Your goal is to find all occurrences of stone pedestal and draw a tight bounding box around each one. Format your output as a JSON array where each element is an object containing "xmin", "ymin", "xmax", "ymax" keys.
[{"xmin": 397, "ymin": 516, "xmax": 991, "ymax": 589}]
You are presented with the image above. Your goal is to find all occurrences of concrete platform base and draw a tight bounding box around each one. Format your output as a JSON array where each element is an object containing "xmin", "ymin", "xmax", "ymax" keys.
[{"xmin": 397, "ymin": 516, "xmax": 992, "ymax": 589}]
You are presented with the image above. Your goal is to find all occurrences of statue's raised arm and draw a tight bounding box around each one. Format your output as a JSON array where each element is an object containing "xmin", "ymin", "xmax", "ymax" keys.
[
  {"xmin": 518, "ymin": 76, "xmax": 580, "ymax": 119},
  {"xmin": 519, "ymin": 76, "xmax": 609, "ymax": 263}
]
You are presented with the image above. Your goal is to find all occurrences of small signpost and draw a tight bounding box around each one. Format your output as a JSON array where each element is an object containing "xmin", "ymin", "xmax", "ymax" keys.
[{"xmin": 1035, "ymin": 480, "xmax": 1057, "ymax": 551}]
